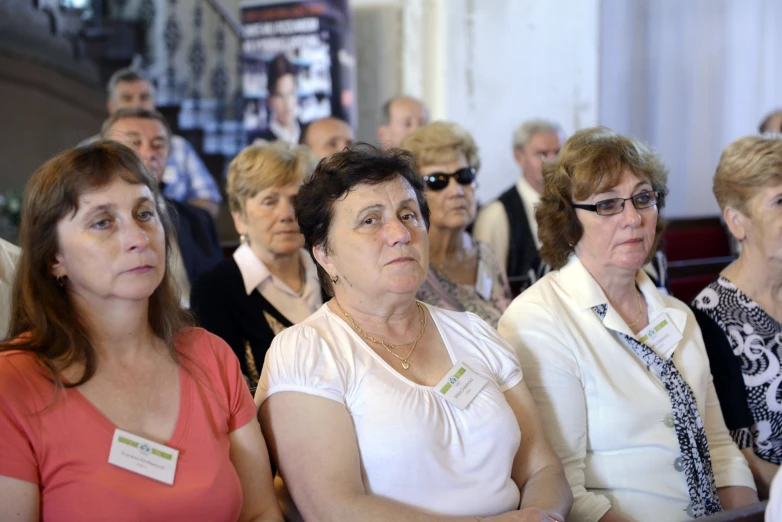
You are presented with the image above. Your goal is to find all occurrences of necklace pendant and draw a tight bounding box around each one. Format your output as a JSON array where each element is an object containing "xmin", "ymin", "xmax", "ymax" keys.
[{"xmin": 401, "ymin": 361, "xmax": 410, "ymax": 370}]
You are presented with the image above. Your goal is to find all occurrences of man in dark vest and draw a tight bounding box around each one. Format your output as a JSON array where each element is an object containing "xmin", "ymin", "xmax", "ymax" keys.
[{"xmin": 474, "ymin": 119, "xmax": 563, "ymax": 295}]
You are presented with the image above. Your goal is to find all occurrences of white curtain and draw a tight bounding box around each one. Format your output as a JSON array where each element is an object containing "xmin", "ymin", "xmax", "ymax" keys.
[{"xmin": 600, "ymin": 0, "xmax": 782, "ymax": 218}]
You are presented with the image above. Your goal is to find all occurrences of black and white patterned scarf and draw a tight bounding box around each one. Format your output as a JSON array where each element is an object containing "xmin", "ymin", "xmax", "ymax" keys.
[{"xmin": 593, "ymin": 304, "xmax": 722, "ymax": 518}]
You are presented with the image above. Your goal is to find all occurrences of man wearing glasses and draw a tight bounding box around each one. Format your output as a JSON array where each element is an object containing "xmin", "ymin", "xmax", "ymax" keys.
[{"xmin": 474, "ymin": 119, "xmax": 564, "ymax": 295}]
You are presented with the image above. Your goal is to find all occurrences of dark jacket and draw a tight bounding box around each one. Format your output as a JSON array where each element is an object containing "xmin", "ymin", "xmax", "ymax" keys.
[
  {"xmin": 190, "ymin": 258, "xmax": 294, "ymax": 381},
  {"xmin": 166, "ymin": 199, "xmax": 222, "ymax": 284},
  {"xmin": 498, "ymin": 186, "xmax": 541, "ymax": 295}
]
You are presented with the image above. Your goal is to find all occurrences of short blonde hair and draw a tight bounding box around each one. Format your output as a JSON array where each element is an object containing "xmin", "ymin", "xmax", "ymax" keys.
[
  {"xmin": 537, "ymin": 127, "xmax": 669, "ymax": 269},
  {"xmin": 713, "ymin": 135, "xmax": 782, "ymax": 214},
  {"xmin": 227, "ymin": 141, "xmax": 317, "ymax": 213},
  {"xmin": 399, "ymin": 121, "xmax": 480, "ymax": 172}
]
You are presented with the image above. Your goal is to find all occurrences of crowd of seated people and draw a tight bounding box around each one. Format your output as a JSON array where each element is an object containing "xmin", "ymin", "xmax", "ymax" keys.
[{"xmin": 4, "ymin": 66, "xmax": 782, "ymax": 521}]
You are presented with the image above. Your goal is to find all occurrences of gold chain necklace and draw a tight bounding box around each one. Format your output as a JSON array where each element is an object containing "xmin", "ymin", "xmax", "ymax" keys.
[
  {"xmin": 628, "ymin": 290, "xmax": 644, "ymax": 328},
  {"xmin": 336, "ymin": 300, "xmax": 427, "ymax": 370}
]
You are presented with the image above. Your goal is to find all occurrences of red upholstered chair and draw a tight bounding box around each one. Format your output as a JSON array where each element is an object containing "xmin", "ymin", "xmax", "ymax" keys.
[{"xmin": 661, "ymin": 218, "xmax": 734, "ymax": 302}]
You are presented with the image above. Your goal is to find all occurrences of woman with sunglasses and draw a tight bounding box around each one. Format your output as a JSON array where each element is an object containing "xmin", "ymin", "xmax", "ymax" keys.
[
  {"xmin": 498, "ymin": 127, "xmax": 757, "ymax": 521},
  {"xmin": 400, "ymin": 122, "xmax": 512, "ymax": 328}
]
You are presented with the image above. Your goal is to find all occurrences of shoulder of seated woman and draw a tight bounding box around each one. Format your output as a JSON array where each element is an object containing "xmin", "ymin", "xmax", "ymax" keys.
[
  {"xmin": 0, "ymin": 348, "xmax": 56, "ymax": 399},
  {"xmin": 175, "ymin": 327, "xmax": 233, "ymax": 360}
]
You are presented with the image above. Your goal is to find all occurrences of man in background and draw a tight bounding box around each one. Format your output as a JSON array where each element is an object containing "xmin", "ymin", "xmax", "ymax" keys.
[
  {"xmin": 377, "ymin": 96, "xmax": 429, "ymax": 149},
  {"xmin": 473, "ymin": 119, "xmax": 563, "ymax": 293},
  {"xmin": 84, "ymin": 68, "xmax": 222, "ymax": 219},
  {"xmin": 301, "ymin": 116, "xmax": 354, "ymax": 161}
]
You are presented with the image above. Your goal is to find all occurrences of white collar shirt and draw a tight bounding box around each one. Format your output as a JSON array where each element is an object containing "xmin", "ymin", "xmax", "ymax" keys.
[
  {"xmin": 268, "ymin": 118, "xmax": 301, "ymax": 145},
  {"xmin": 498, "ymin": 255, "xmax": 754, "ymax": 522},
  {"xmin": 515, "ymin": 175, "xmax": 541, "ymax": 250},
  {"xmin": 233, "ymin": 243, "xmax": 322, "ymax": 324}
]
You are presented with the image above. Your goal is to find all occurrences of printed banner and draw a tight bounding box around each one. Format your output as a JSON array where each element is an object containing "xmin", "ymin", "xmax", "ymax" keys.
[{"xmin": 241, "ymin": 0, "xmax": 356, "ymax": 144}]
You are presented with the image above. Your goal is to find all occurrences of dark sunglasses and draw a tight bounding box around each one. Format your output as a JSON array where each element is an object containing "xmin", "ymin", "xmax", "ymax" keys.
[
  {"xmin": 422, "ymin": 167, "xmax": 477, "ymax": 191},
  {"xmin": 572, "ymin": 191, "xmax": 660, "ymax": 216}
]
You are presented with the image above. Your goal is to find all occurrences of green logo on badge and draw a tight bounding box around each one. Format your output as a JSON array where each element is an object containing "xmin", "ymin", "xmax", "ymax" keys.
[
  {"xmin": 117, "ymin": 436, "xmax": 172, "ymax": 460},
  {"xmin": 118, "ymin": 436, "xmax": 139, "ymax": 449},
  {"xmin": 151, "ymin": 448, "xmax": 173, "ymax": 460},
  {"xmin": 440, "ymin": 366, "xmax": 468, "ymax": 394}
]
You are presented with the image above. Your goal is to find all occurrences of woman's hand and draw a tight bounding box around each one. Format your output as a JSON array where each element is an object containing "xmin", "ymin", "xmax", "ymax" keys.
[
  {"xmin": 503, "ymin": 383, "xmax": 573, "ymax": 518},
  {"xmin": 483, "ymin": 507, "xmax": 565, "ymax": 522}
]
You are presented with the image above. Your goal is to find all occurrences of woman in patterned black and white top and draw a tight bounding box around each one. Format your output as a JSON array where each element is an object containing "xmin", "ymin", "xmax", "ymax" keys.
[{"xmin": 692, "ymin": 135, "xmax": 782, "ymax": 499}]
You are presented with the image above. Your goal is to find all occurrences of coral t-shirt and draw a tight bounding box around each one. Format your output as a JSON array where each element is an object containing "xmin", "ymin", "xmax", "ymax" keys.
[{"xmin": 0, "ymin": 328, "xmax": 256, "ymax": 522}]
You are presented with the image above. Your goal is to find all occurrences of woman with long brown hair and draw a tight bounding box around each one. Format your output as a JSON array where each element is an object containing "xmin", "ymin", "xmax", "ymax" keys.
[{"xmin": 0, "ymin": 142, "xmax": 282, "ymax": 522}]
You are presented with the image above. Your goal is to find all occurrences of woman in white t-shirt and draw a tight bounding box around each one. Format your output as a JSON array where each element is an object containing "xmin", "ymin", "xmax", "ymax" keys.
[{"xmin": 255, "ymin": 144, "xmax": 572, "ymax": 522}]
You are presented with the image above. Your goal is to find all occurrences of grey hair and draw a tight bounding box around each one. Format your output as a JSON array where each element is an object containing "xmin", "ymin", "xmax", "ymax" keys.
[
  {"xmin": 106, "ymin": 68, "xmax": 152, "ymax": 101},
  {"xmin": 512, "ymin": 119, "xmax": 564, "ymax": 150}
]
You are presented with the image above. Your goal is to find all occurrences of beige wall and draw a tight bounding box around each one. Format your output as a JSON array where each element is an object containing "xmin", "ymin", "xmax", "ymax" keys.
[{"xmin": 350, "ymin": 0, "xmax": 601, "ymax": 204}]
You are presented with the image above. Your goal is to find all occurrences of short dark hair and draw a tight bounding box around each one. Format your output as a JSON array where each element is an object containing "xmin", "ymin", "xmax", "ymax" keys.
[
  {"xmin": 107, "ymin": 67, "xmax": 151, "ymax": 100},
  {"xmin": 295, "ymin": 143, "xmax": 430, "ymax": 296},
  {"xmin": 267, "ymin": 54, "xmax": 296, "ymax": 96},
  {"xmin": 101, "ymin": 107, "xmax": 172, "ymax": 139}
]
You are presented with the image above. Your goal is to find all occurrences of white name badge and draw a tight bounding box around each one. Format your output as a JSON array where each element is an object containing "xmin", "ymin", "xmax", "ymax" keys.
[
  {"xmin": 475, "ymin": 260, "xmax": 493, "ymax": 301},
  {"xmin": 636, "ymin": 312, "xmax": 683, "ymax": 359},
  {"xmin": 108, "ymin": 428, "xmax": 179, "ymax": 485},
  {"xmin": 434, "ymin": 362, "xmax": 488, "ymax": 410}
]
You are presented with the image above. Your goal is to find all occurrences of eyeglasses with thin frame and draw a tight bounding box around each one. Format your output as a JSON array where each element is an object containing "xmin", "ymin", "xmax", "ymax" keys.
[
  {"xmin": 572, "ymin": 190, "xmax": 660, "ymax": 216},
  {"xmin": 422, "ymin": 167, "xmax": 477, "ymax": 191}
]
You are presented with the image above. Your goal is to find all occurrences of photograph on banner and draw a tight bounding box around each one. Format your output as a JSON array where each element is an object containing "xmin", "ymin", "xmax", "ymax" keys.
[{"xmin": 241, "ymin": 0, "xmax": 355, "ymax": 145}]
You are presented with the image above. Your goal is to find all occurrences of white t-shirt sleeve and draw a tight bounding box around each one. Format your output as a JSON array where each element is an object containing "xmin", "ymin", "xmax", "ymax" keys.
[
  {"xmin": 255, "ymin": 324, "xmax": 347, "ymax": 407},
  {"xmin": 466, "ymin": 312, "xmax": 523, "ymax": 392}
]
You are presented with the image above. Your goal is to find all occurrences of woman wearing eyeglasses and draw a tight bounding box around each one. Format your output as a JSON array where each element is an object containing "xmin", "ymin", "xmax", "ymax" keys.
[
  {"xmin": 498, "ymin": 127, "xmax": 757, "ymax": 521},
  {"xmin": 400, "ymin": 122, "xmax": 512, "ymax": 328}
]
